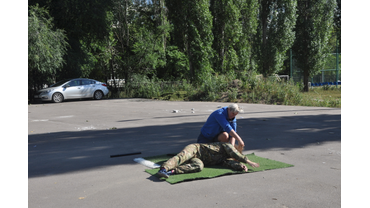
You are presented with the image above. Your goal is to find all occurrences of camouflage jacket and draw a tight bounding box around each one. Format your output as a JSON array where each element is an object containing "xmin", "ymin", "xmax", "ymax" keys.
[{"xmin": 197, "ymin": 142, "xmax": 249, "ymax": 171}]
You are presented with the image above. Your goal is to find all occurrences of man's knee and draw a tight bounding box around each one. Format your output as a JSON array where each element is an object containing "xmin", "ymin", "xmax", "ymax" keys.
[
  {"xmin": 217, "ymin": 132, "xmax": 230, "ymax": 142},
  {"xmin": 192, "ymin": 158, "xmax": 204, "ymax": 171},
  {"xmin": 176, "ymin": 158, "xmax": 203, "ymax": 173}
]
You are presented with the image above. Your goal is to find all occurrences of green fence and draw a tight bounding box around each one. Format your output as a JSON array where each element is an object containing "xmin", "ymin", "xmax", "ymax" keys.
[{"xmin": 290, "ymin": 50, "xmax": 341, "ymax": 85}]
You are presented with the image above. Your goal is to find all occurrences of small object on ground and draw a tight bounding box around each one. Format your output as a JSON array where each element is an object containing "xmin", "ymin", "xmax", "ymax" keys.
[
  {"xmin": 173, "ymin": 110, "xmax": 179, "ymax": 113},
  {"xmin": 133, "ymin": 158, "xmax": 160, "ymax": 168},
  {"xmin": 110, "ymin": 152, "xmax": 141, "ymax": 158}
]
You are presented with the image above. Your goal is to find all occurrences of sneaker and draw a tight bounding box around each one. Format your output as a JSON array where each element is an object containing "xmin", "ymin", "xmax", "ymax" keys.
[{"xmin": 157, "ymin": 168, "xmax": 174, "ymax": 178}]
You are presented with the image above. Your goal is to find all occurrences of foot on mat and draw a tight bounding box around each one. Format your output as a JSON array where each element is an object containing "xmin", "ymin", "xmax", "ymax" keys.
[{"xmin": 157, "ymin": 168, "xmax": 174, "ymax": 178}]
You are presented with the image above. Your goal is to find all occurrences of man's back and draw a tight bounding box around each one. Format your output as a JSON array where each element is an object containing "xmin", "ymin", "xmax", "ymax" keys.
[{"xmin": 199, "ymin": 107, "xmax": 236, "ymax": 141}]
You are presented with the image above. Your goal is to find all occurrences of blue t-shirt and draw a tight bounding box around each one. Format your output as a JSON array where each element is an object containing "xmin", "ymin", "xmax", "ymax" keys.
[{"xmin": 198, "ymin": 107, "xmax": 237, "ymax": 143}]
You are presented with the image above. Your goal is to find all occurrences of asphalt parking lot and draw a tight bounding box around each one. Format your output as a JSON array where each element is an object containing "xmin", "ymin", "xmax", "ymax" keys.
[{"xmin": 28, "ymin": 98, "xmax": 341, "ymax": 208}]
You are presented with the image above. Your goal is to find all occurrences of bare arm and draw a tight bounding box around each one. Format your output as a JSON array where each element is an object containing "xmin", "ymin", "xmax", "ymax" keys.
[{"xmin": 229, "ymin": 129, "xmax": 244, "ymax": 147}]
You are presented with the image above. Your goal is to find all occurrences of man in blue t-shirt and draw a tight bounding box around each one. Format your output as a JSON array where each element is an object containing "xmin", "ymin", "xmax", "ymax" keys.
[{"xmin": 197, "ymin": 104, "xmax": 245, "ymax": 147}]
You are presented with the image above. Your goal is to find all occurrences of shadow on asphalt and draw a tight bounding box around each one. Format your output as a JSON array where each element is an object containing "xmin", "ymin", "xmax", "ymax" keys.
[{"xmin": 28, "ymin": 113, "xmax": 341, "ymax": 178}]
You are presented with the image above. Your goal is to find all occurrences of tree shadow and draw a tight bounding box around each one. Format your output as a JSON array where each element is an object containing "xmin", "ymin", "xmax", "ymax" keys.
[{"xmin": 28, "ymin": 113, "xmax": 340, "ymax": 178}]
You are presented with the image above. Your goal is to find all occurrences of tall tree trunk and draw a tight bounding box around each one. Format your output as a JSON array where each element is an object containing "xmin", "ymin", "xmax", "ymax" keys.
[
  {"xmin": 186, "ymin": 5, "xmax": 193, "ymax": 81},
  {"xmin": 303, "ymin": 66, "xmax": 309, "ymax": 92},
  {"xmin": 220, "ymin": 23, "xmax": 225, "ymax": 71},
  {"xmin": 260, "ymin": 0, "xmax": 269, "ymax": 76},
  {"xmin": 187, "ymin": 38, "xmax": 193, "ymax": 81}
]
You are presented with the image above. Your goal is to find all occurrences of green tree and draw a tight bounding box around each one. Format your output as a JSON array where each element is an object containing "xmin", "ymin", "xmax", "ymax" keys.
[
  {"xmin": 28, "ymin": 4, "xmax": 68, "ymax": 99},
  {"xmin": 292, "ymin": 0, "xmax": 336, "ymax": 91},
  {"xmin": 166, "ymin": 0, "xmax": 214, "ymax": 83},
  {"xmin": 210, "ymin": 0, "xmax": 242, "ymax": 73},
  {"xmin": 28, "ymin": 0, "xmax": 114, "ymax": 80},
  {"xmin": 237, "ymin": 0, "xmax": 259, "ymax": 72},
  {"xmin": 334, "ymin": 0, "xmax": 341, "ymax": 49},
  {"xmin": 210, "ymin": 0, "xmax": 259, "ymax": 74},
  {"xmin": 131, "ymin": 0, "xmax": 169, "ymax": 74},
  {"xmin": 156, "ymin": 45, "xmax": 189, "ymax": 80},
  {"xmin": 255, "ymin": 0, "xmax": 297, "ymax": 77},
  {"xmin": 110, "ymin": 0, "xmax": 170, "ymax": 86}
]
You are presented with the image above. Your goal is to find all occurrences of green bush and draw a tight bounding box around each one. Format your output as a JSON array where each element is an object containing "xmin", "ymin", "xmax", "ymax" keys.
[{"xmin": 108, "ymin": 73, "xmax": 340, "ymax": 108}]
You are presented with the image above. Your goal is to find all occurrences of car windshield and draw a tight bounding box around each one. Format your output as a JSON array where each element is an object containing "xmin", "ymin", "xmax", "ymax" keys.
[{"xmin": 50, "ymin": 79, "xmax": 73, "ymax": 87}]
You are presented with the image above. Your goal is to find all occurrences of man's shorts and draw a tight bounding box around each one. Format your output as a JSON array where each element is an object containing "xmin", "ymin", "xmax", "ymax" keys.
[{"xmin": 197, "ymin": 132, "xmax": 227, "ymax": 143}]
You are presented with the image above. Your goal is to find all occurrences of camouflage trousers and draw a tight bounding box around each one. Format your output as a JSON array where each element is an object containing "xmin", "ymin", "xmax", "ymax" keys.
[{"xmin": 161, "ymin": 144, "xmax": 204, "ymax": 174}]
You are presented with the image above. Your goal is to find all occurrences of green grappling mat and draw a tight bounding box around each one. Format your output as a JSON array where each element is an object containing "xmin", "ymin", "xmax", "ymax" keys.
[{"xmin": 144, "ymin": 153, "xmax": 294, "ymax": 184}]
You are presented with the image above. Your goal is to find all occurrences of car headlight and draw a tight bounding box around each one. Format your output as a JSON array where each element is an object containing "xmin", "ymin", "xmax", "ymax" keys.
[{"xmin": 42, "ymin": 89, "xmax": 54, "ymax": 94}]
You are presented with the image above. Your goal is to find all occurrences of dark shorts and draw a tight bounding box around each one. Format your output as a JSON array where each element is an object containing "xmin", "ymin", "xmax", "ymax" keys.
[{"xmin": 197, "ymin": 132, "xmax": 223, "ymax": 143}]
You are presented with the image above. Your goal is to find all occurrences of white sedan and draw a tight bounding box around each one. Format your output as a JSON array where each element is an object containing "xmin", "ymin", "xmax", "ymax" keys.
[{"xmin": 34, "ymin": 78, "xmax": 109, "ymax": 103}]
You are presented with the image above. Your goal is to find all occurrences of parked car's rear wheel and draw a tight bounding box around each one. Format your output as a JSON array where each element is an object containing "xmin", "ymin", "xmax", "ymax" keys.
[
  {"xmin": 52, "ymin": 92, "xmax": 64, "ymax": 103},
  {"xmin": 94, "ymin": 90, "xmax": 103, "ymax": 100}
]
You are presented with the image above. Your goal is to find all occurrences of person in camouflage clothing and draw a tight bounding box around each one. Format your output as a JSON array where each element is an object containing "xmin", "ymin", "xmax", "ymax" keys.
[{"xmin": 157, "ymin": 142, "xmax": 260, "ymax": 178}]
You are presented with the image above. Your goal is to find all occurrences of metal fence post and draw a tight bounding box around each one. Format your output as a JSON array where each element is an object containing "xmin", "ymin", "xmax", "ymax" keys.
[
  {"xmin": 290, "ymin": 49, "xmax": 293, "ymax": 81},
  {"xmin": 336, "ymin": 39, "xmax": 339, "ymax": 88},
  {"xmin": 322, "ymin": 70, "xmax": 324, "ymax": 83}
]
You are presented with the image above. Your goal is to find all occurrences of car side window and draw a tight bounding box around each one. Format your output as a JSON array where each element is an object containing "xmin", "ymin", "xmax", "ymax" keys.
[
  {"xmin": 81, "ymin": 80, "xmax": 90, "ymax": 85},
  {"xmin": 69, "ymin": 80, "xmax": 81, "ymax": 87},
  {"xmin": 82, "ymin": 80, "xmax": 95, "ymax": 85}
]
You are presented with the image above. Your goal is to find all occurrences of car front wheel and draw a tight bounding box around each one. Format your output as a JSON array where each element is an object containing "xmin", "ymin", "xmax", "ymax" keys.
[
  {"xmin": 94, "ymin": 91, "xmax": 103, "ymax": 100},
  {"xmin": 52, "ymin": 92, "xmax": 64, "ymax": 103}
]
